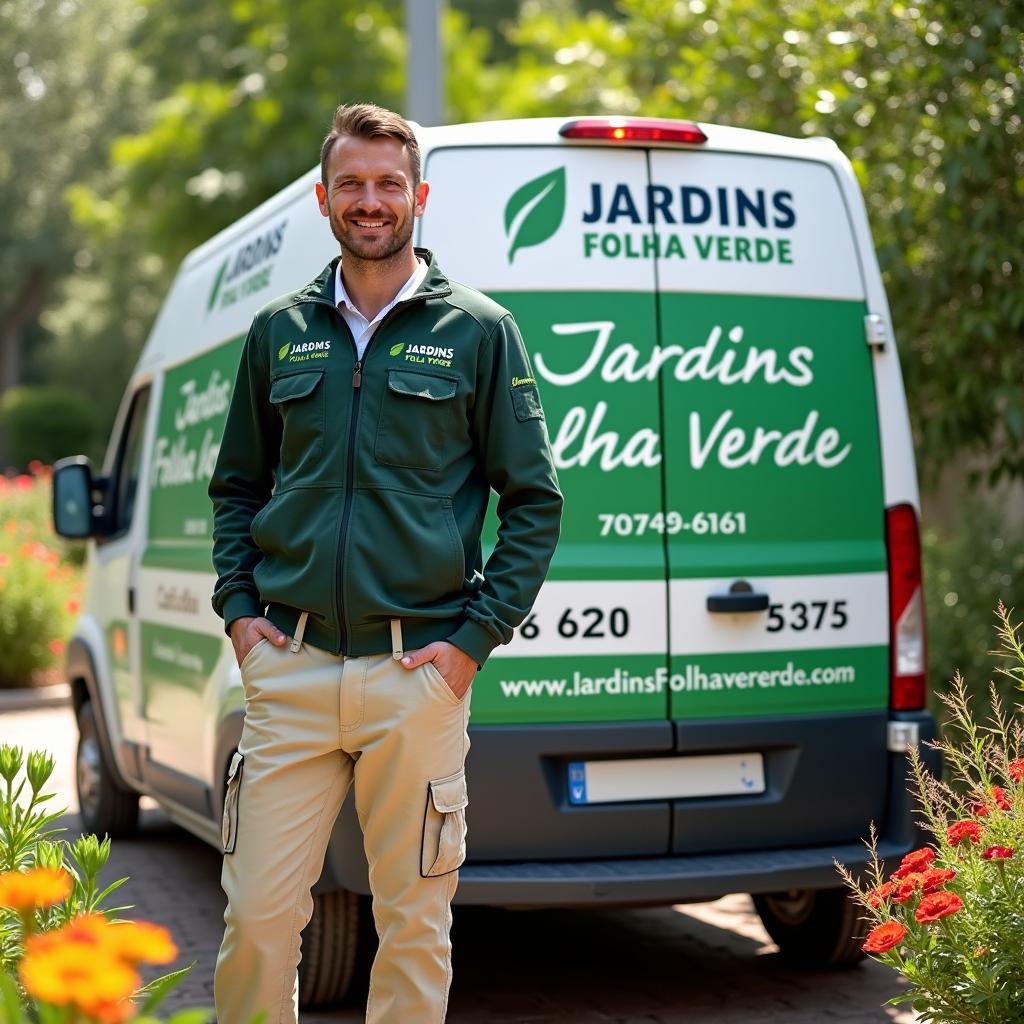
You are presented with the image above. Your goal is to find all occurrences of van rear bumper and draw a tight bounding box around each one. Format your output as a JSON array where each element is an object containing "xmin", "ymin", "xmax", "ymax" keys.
[{"xmin": 454, "ymin": 837, "xmax": 912, "ymax": 907}]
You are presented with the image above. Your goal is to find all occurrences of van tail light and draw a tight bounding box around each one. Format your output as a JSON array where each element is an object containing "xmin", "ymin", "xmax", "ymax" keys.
[
  {"xmin": 885, "ymin": 504, "xmax": 926, "ymax": 710},
  {"xmin": 559, "ymin": 117, "xmax": 708, "ymax": 145}
]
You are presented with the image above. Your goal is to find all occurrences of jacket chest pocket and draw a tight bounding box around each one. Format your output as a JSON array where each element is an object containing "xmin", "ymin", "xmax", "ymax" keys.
[
  {"xmin": 270, "ymin": 371, "xmax": 325, "ymax": 484},
  {"xmin": 374, "ymin": 368, "xmax": 461, "ymax": 472}
]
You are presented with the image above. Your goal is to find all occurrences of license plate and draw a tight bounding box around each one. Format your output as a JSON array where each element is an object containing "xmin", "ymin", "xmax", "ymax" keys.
[{"xmin": 567, "ymin": 753, "xmax": 765, "ymax": 805}]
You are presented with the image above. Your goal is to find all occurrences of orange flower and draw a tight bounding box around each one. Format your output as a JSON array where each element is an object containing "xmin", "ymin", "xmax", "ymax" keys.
[
  {"xmin": 20, "ymin": 942, "xmax": 139, "ymax": 1011},
  {"xmin": 947, "ymin": 820, "xmax": 983, "ymax": 846},
  {"xmin": 891, "ymin": 875, "xmax": 924, "ymax": 903},
  {"xmin": 66, "ymin": 599, "xmax": 81, "ymax": 614},
  {"xmin": 4, "ymin": 519, "xmax": 17, "ymax": 534},
  {"xmin": 0, "ymin": 867, "xmax": 73, "ymax": 913},
  {"xmin": 920, "ymin": 867, "xmax": 957, "ymax": 893},
  {"xmin": 915, "ymin": 891, "xmax": 964, "ymax": 924},
  {"xmin": 13, "ymin": 475, "xmax": 32, "ymax": 491},
  {"xmin": 971, "ymin": 786, "xmax": 1013, "ymax": 816},
  {"xmin": 867, "ymin": 881, "xmax": 894, "ymax": 907},
  {"xmin": 0, "ymin": 553, "xmax": 8, "ymax": 567},
  {"xmin": 1010, "ymin": 759, "xmax": 1024, "ymax": 784},
  {"xmin": 892, "ymin": 847, "xmax": 936, "ymax": 878},
  {"xmin": 48, "ymin": 639, "xmax": 66, "ymax": 656},
  {"xmin": 863, "ymin": 920, "xmax": 907, "ymax": 953},
  {"xmin": 105, "ymin": 920, "xmax": 178, "ymax": 965}
]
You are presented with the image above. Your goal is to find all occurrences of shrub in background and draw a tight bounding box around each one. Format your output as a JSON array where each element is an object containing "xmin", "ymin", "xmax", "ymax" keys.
[
  {"xmin": 0, "ymin": 386, "xmax": 96, "ymax": 472},
  {"xmin": 0, "ymin": 467, "xmax": 84, "ymax": 688},
  {"xmin": 923, "ymin": 505, "xmax": 1024, "ymax": 723}
]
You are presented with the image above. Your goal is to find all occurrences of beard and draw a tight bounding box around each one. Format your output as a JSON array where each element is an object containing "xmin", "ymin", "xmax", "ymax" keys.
[{"xmin": 328, "ymin": 206, "xmax": 414, "ymax": 264}]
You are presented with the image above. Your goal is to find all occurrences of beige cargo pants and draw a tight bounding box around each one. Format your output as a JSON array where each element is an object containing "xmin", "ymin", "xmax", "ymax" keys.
[{"xmin": 214, "ymin": 613, "xmax": 471, "ymax": 1024}]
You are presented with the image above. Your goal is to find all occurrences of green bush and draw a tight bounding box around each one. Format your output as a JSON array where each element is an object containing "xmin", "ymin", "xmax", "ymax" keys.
[
  {"xmin": 0, "ymin": 387, "xmax": 95, "ymax": 471},
  {"xmin": 923, "ymin": 506, "xmax": 1024, "ymax": 723},
  {"xmin": 0, "ymin": 471, "xmax": 83, "ymax": 688}
]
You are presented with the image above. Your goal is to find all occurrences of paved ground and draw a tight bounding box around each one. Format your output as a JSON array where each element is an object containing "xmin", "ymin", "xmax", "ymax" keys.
[{"xmin": 0, "ymin": 704, "xmax": 919, "ymax": 1022}]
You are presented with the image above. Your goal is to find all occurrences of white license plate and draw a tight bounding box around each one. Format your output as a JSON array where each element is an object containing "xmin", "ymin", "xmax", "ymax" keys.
[{"xmin": 567, "ymin": 753, "xmax": 765, "ymax": 805}]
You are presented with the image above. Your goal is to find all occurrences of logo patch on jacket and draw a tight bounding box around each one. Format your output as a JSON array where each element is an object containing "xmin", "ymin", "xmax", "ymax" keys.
[
  {"xmin": 392, "ymin": 342, "xmax": 454, "ymax": 369},
  {"xmin": 279, "ymin": 340, "xmax": 332, "ymax": 364}
]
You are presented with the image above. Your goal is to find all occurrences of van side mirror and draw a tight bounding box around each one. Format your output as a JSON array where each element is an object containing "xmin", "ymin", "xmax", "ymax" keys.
[{"xmin": 52, "ymin": 456, "xmax": 98, "ymax": 539}]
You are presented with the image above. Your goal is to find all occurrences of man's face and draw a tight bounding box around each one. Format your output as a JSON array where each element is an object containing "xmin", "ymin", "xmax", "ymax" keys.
[{"xmin": 315, "ymin": 135, "xmax": 428, "ymax": 262}]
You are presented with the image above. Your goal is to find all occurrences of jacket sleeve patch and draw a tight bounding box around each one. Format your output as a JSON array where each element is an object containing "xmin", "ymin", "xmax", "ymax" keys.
[{"xmin": 510, "ymin": 383, "xmax": 543, "ymax": 422}]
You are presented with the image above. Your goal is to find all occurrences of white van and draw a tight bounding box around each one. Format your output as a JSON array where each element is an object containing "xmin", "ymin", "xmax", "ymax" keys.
[{"xmin": 53, "ymin": 116, "xmax": 938, "ymax": 1005}]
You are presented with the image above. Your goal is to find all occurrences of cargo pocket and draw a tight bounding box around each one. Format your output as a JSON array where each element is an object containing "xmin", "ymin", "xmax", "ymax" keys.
[
  {"xmin": 269, "ymin": 370, "xmax": 325, "ymax": 485},
  {"xmin": 222, "ymin": 751, "xmax": 244, "ymax": 854},
  {"xmin": 375, "ymin": 369, "xmax": 461, "ymax": 471},
  {"xmin": 420, "ymin": 768, "xmax": 469, "ymax": 877}
]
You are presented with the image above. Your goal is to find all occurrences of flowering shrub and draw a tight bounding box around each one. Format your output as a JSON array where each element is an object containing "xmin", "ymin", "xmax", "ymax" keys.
[
  {"xmin": 837, "ymin": 603, "xmax": 1024, "ymax": 1024},
  {"xmin": 0, "ymin": 463, "xmax": 85, "ymax": 687},
  {"xmin": 0, "ymin": 744, "xmax": 200, "ymax": 1022}
]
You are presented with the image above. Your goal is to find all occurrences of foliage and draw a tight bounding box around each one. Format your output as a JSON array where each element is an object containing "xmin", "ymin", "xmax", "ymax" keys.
[
  {"xmin": 924, "ymin": 506, "xmax": 1024, "ymax": 724},
  {"xmin": 837, "ymin": 604, "xmax": 1024, "ymax": 1024},
  {"xmin": 0, "ymin": 744, "xmax": 200, "ymax": 1022},
  {"xmin": 0, "ymin": 467, "xmax": 84, "ymax": 688},
  {"xmin": 0, "ymin": 387, "xmax": 96, "ymax": 471},
  {"xmin": 480, "ymin": 0, "xmax": 1024, "ymax": 483}
]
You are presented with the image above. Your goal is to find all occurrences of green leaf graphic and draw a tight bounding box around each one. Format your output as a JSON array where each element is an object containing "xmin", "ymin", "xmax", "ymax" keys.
[
  {"xmin": 278, "ymin": 343, "xmax": 290, "ymax": 361},
  {"xmin": 504, "ymin": 167, "xmax": 566, "ymax": 264},
  {"xmin": 389, "ymin": 342, "xmax": 404, "ymax": 357},
  {"xmin": 206, "ymin": 259, "xmax": 228, "ymax": 313}
]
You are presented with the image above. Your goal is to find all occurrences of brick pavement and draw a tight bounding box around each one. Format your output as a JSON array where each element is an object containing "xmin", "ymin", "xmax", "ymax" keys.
[{"xmin": 2, "ymin": 705, "xmax": 919, "ymax": 1022}]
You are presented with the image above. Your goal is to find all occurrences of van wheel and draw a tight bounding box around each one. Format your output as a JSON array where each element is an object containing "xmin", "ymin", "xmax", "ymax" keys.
[
  {"xmin": 298, "ymin": 889, "xmax": 369, "ymax": 1007},
  {"xmin": 753, "ymin": 887, "xmax": 868, "ymax": 968},
  {"xmin": 76, "ymin": 701, "xmax": 139, "ymax": 837}
]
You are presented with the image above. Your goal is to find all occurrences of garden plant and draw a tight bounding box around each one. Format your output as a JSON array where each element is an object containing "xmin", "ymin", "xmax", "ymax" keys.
[
  {"xmin": 838, "ymin": 602, "xmax": 1024, "ymax": 1023},
  {"xmin": 0, "ymin": 742, "xmax": 203, "ymax": 1023}
]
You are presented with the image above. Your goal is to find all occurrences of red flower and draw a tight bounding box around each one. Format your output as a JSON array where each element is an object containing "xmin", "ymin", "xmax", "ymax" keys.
[
  {"xmin": 972, "ymin": 786, "xmax": 1013, "ymax": 816},
  {"xmin": 891, "ymin": 875, "xmax": 923, "ymax": 904},
  {"xmin": 915, "ymin": 891, "xmax": 963, "ymax": 924},
  {"xmin": 981, "ymin": 845, "xmax": 1014, "ymax": 861},
  {"xmin": 48, "ymin": 639, "xmax": 65, "ymax": 656},
  {"xmin": 867, "ymin": 881, "xmax": 894, "ymax": 908},
  {"xmin": 947, "ymin": 820, "xmax": 983, "ymax": 846},
  {"xmin": 863, "ymin": 920, "xmax": 907, "ymax": 954},
  {"xmin": 1010, "ymin": 759, "xmax": 1024, "ymax": 784},
  {"xmin": 892, "ymin": 847, "xmax": 936, "ymax": 879},
  {"xmin": 13, "ymin": 475, "xmax": 32, "ymax": 491},
  {"xmin": 919, "ymin": 867, "xmax": 957, "ymax": 893}
]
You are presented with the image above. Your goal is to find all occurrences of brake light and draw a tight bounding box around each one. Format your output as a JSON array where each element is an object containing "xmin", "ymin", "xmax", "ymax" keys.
[
  {"xmin": 559, "ymin": 117, "xmax": 708, "ymax": 145},
  {"xmin": 885, "ymin": 504, "xmax": 926, "ymax": 710}
]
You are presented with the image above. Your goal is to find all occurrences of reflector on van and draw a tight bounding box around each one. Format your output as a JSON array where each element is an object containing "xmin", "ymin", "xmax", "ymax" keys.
[
  {"xmin": 559, "ymin": 117, "xmax": 708, "ymax": 144},
  {"xmin": 885, "ymin": 504, "xmax": 927, "ymax": 710}
]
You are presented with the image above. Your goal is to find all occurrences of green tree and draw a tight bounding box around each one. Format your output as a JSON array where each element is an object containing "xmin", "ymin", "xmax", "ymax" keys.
[{"xmin": 0, "ymin": 0, "xmax": 150, "ymax": 466}]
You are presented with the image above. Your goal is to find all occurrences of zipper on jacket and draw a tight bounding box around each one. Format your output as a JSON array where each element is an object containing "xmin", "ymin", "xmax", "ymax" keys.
[{"xmin": 312, "ymin": 295, "xmax": 417, "ymax": 653}]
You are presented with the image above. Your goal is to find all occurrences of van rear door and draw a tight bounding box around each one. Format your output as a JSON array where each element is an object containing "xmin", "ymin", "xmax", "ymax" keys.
[{"xmin": 647, "ymin": 149, "xmax": 890, "ymax": 850}]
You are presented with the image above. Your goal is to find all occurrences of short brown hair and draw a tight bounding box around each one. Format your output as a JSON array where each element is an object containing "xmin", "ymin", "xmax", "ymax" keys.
[{"xmin": 320, "ymin": 103, "xmax": 421, "ymax": 191}]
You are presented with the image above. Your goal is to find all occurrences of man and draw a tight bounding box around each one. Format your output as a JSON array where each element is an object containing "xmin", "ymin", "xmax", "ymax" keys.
[{"xmin": 208, "ymin": 102, "xmax": 562, "ymax": 1024}]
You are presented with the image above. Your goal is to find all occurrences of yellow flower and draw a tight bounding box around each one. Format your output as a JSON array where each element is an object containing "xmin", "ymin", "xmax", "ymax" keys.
[
  {"xmin": 105, "ymin": 919, "xmax": 178, "ymax": 965},
  {"xmin": 20, "ymin": 942, "xmax": 139, "ymax": 1009},
  {"xmin": 0, "ymin": 867, "xmax": 72, "ymax": 913}
]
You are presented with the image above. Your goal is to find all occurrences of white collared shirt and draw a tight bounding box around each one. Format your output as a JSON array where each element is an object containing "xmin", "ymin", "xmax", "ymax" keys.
[{"xmin": 334, "ymin": 257, "xmax": 428, "ymax": 360}]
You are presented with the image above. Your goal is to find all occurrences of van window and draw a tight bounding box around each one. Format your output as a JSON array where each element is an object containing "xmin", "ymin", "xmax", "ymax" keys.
[{"xmin": 107, "ymin": 386, "xmax": 151, "ymax": 537}]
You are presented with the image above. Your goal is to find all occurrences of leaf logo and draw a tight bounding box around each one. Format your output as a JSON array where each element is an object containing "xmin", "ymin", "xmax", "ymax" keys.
[
  {"xmin": 389, "ymin": 342, "xmax": 404, "ymax": 357},
  {"xmin": 206, "ymin": 258, "xmax": 228, "ymax": 313},
  {"xmin": 278, "ymin": 343, "xmax": 290, "ymax": 361},
  {"xmin": 504, "ymin": 167, "xmax": 566, "ymax": 264}
]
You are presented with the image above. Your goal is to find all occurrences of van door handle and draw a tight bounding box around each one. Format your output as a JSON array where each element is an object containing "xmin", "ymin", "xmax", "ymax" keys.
[
  {"xmin": 128, "ymin": 586, "xmax": 136, "ymax": 614},
  {"xmin": 706, "ymin": 581, "xmax": 769, "ymax": 613}
]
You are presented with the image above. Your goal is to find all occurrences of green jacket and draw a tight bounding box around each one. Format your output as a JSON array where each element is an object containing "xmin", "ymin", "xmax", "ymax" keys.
[{"xmin": 208, "ymin": 249, "xmax": 562, "ymax": 666}]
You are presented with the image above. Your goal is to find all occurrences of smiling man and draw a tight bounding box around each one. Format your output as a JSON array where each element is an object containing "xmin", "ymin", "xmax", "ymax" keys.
[{"xmin": 208, "ymin": 103, "xmax": 562, "ymax": 1023}]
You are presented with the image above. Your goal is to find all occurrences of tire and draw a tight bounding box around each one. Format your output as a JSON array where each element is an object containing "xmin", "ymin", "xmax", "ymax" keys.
[
  {"xmin": 76, "ymin": 700, "xmax": 140, "ymax": 838},
  {"xmin": 298, "ymin": 889, "xmax": 371, "ymax": 1008},
  {"xmin": 753, "ymin": 887, "xmax": 868, "ymax": 968}
]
